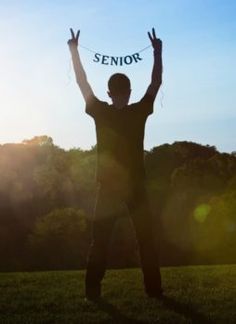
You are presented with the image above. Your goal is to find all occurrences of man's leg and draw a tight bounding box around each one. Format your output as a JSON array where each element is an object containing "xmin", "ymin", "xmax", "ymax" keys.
[
  {"xmin": 126, "ymin": 183, "xmax": 162, "ymax": 297},
  {"xmin": 85, "ymin": 185, "xmax": 117, "ymax": 300}
]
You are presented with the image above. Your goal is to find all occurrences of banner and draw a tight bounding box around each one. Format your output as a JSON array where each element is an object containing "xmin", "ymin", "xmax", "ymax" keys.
[
  {"xmin": 79, "ymin": 44, "xmax": 151, "ymax": 66},
  {"xmin": 93, "ymin": 52, "xmax": 142, "ymax": 66}
]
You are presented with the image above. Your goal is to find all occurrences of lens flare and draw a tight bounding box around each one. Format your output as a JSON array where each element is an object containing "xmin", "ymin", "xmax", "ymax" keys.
[{"xmin": 193, "ymin": 204, "xmax": 211, "ymax": 223}]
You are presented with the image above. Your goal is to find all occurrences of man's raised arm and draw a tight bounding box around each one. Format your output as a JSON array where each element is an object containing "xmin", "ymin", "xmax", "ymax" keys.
[
  {"xmin": 146, "ymin": 28, "xmax": 163, "ymax": 99},
  {"xmin": 67, "ymin": 28, "xmax": 94, "ymax": 102}
]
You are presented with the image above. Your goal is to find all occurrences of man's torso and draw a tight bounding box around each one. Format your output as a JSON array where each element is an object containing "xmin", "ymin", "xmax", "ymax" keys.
[{"xmin": 86, "ymin": 94, "xmax": 154, "ymax": 189}]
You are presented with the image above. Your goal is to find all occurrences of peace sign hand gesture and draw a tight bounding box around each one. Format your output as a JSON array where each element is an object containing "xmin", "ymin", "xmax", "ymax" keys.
[
  {"xmin": 148, "ymin": 28, "xmax": 162, "ymax": 53},
  {"xmin": 67, "ymin": 28, "xmax": 80, "ymax": 49}
]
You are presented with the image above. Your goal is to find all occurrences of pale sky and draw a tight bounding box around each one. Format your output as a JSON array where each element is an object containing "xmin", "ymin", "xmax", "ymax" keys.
[{"xmin": 0, "ymin": 0, "xmax": 235, "ymax": 152}]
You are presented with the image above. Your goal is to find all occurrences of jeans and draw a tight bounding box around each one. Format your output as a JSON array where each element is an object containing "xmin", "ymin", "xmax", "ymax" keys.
[{"xmin": 85, "ymin": 181, "xmax": 162, "ymax": 297}]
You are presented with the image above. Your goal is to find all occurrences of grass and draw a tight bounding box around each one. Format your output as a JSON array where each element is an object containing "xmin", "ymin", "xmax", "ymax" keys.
[{"xmin": 0, "ymin": 264, "xmax": 236, "ymax": 323}]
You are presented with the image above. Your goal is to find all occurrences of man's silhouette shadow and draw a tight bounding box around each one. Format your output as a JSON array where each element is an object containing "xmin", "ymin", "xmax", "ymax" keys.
[
  {"xmin": 93, "ymin": 298, "xmax": 147, "ymax": 324},
  {"xmin": 92, "ymin": 295, "xmax": 212, "ymax": 324},
  {"xmin": 161, "ymin": 295, "xmax": 211, "ymax": 324}
]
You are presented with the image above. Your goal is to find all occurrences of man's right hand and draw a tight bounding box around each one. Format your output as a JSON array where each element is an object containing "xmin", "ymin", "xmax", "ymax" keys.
[{"xmin": 67, "ymin": 28, "xmax": 80, "ymax": 49}]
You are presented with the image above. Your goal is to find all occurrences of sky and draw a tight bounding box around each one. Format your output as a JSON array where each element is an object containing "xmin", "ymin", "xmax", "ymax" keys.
[{"xmin": 0, "ymin": 0, "xmax": 235, "ymax": 153}]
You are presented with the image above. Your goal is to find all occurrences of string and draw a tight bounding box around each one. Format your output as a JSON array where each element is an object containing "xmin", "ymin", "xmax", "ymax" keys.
[
  {"xmin": 138, "ymin": 45, "xmax": 152, "ymax": 53},
  {"xmin": 79, "ymin": 44, "xmax": 152, "ymax": 56},
  {"xmin": 66, "ymin": 58, "xmax": 73, "ymax": 86},
  {"xmin": 160, "ymin": 64, "xmax": 164, "ymax": 108},
  {"xmin": 79, "ymin": 44, "xmax": 97, "ymax": 54},
  {"xmin": 160, "ymin": 85, "xmax": 164, "ymax": 109}
]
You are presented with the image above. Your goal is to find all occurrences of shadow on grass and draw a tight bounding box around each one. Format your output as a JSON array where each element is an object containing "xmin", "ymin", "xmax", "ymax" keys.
[
  {"xmin": 161, "ymin": 295, "xmax": 212, "ymax": 324},
  {"xmin": 95, "ymin": 299, "xmax": 146, "ymax": 324},
  {"xmin": 91, "ymin": 295, "xmax": 212, "ymax": 323}
]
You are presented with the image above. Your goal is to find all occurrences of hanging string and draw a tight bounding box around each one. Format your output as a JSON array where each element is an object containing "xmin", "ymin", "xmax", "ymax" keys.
[
  {"xmin": 66, "ymin": 58, "xmax": 72, "ymax": 86},
  {"xmin": 160, "ymin": 85, "xmax": 164, "ymax": 109},
  {"xmin": 138, "ymin": 45, "xmax": 152, "ymax": 53},
  {"xmin": 79, "ymin": 44, "xmax": 97, "ymax": 54},
  {"xmin": 159, "ymin": 63, "xmax": 164, "ymax": 108},
  {"xmin": 79, "ymin": 44, "xmax": 152, "ymax": 56}
]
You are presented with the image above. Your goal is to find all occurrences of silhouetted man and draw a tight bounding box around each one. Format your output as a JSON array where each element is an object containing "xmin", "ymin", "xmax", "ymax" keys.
[{"xmin": 68, "ymin": 28, "xmax": 163, "ymax": 300}]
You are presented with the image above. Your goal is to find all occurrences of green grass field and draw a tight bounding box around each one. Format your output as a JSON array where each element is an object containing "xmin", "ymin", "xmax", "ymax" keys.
[{"xmin": 0, "ymin": 264, "xmax": 235, "ymax": 323}]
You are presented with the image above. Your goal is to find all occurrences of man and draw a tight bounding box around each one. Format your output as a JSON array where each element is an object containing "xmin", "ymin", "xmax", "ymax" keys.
[{"xmin": 68, "ymin": 28, "xmax": 163, "ymax": 300}]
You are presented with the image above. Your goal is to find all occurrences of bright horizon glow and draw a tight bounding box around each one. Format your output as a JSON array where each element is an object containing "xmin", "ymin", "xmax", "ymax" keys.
[{"xmin": 0, "ymin": 0, "xmax": 235, "ymax": 153}]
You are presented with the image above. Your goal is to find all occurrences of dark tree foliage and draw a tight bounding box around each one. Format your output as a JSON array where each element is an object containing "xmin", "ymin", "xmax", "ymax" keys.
[
  {"xmin": 0, "ymin": 137, "xmax": 235, "ymax": 271},
  {"xmin": 29, "ymin": 208, "xmax": 89, "ymax": 270}
]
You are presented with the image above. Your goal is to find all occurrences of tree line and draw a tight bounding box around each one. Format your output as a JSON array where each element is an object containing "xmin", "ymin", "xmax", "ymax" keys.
[{"xmin": 0, "ymin": 136, "xmax": 235, "ymax": 271}]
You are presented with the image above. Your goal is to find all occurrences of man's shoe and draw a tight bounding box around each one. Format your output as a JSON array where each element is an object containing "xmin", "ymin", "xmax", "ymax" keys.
[
  {"xmin": 85, "ymin": 283, "xmax": 101, "ymax": 302},
  {"xmin": 84, "ymin": 295, "xmax": 101, "ymax": 303}
]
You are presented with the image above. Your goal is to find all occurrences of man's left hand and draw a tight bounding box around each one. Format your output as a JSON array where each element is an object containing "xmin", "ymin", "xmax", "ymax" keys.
[{"xmin": 148, "ymin": 28, "xmax": 162, "ymax": 53}]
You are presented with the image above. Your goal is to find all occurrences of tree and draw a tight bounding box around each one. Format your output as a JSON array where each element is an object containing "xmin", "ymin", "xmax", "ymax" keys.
[
  {"xmin": 22, "ymin": 135, "xmax": 54, "ymax": 147},
  {"xmin": 191, "ymin": 190, "xmax": 236, "ymax": 264},
  {"xmin": 29, "ymin": 208, "xmax": 89, "ymax": 269}
]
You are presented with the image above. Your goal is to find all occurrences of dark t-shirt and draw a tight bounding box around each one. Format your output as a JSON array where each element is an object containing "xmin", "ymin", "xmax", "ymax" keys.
[{"xmin": 86, "ymin": 93, "xmax": 154, "ymax": 188}]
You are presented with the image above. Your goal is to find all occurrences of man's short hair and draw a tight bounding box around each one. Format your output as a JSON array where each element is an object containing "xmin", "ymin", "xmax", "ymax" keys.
[{"xmin": 108, "ymin": 73, "xmax": 131, "ymax": 95}]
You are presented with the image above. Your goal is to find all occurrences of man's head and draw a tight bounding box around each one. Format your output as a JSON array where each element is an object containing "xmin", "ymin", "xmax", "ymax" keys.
[{"xmin": 107, "ymin": 73, "xmax": 131, "ymax": 109}]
